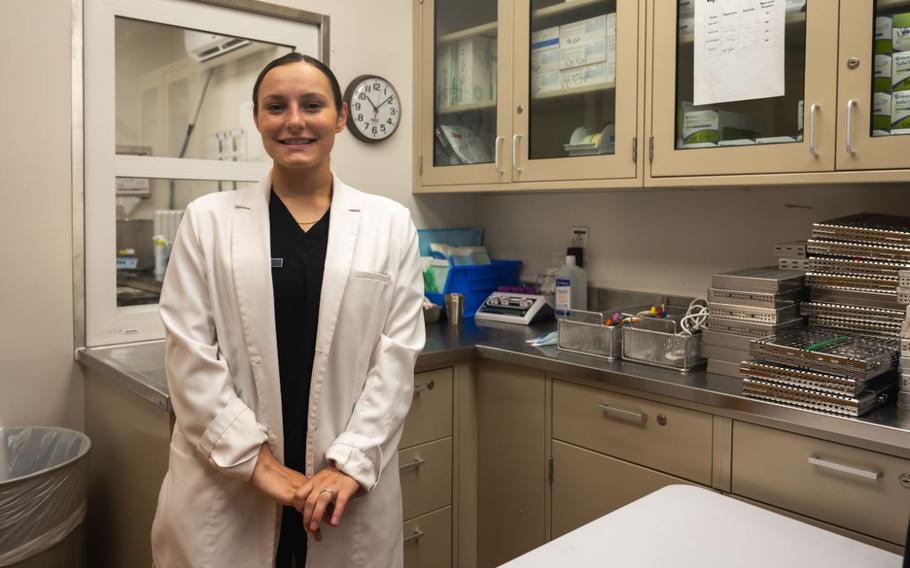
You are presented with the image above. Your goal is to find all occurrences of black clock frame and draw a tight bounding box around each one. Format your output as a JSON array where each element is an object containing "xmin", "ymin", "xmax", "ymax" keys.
[{"xmin": 343, "ymin": 74, "xmax": 401, "ymax": 144}]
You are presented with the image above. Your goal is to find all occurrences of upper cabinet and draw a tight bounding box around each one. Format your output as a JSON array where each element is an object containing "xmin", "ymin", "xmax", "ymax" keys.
[
  {"xmin": 416, "ymin": 0, "xmax": 644, "ymax": 191},
  {"xmin": 415, "ymin": 0, "xmax": 910, "ymax": 192},
  {"xmin": 836, "ymin": 0, "xmax": 910, "ymax": 170},
  {"xmin": 649, "ymin": 0, "xmax": 839, "ymax": 176}
]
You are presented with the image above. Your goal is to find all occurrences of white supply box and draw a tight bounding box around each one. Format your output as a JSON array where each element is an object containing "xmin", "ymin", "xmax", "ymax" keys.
[
  {"xmin": 531, "ymin": 26, "xmax": 560, "ymax": 74},
  {"xmin": 560, "ymin": 61, "xmax": 612, "ymax": 91},
  {"xmin": 455, "ymin": 36, "xmax": 495, "ymax": 104},
  {"xmin": 532, "ymin": 70, "xmax": 561, "ymax": 96},
  {"xmin": 559, "ymin": 13, "xmax": 615, "ymax": 74}
]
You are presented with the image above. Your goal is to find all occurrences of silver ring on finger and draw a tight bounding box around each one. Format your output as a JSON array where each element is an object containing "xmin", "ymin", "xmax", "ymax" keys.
[{"xmin": 319, "ymin": 487, "xmax": 338, "ymax": 498}]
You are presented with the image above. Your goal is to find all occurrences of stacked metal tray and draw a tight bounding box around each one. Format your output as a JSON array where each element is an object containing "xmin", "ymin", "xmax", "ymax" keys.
[
  {"xmin": 799, "ymin": 301, "xmax": 904, "ymax": 338},
  {"xmin": 739, "ymin": 329, "xmax": 898, "ymax": 417},
  {"xmin": 703, "ymin": 267, "xmax": 806, "ymax": 378}
]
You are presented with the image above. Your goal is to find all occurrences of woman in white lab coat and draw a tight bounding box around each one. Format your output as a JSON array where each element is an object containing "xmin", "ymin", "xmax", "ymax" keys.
[{"xmin": 150, "ymin": 53, "xmax": 426, "ymax": 567}]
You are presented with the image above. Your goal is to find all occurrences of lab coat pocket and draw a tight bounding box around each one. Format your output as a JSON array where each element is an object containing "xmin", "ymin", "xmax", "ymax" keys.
[{"xmin": 343, "ymin": 273, "xmax": 392, "ymax": 358}]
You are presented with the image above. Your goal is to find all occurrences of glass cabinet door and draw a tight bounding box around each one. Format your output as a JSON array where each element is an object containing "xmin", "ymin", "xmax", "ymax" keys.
[
  {"xmin": 512, "ymin": 0, "xmax": 640, "ymax": 183},
  {"xmin": 650, "ymin": 0, "xmax": 838, "ymax": 177},
  {"xmin": 836, "ymin": 0, "xmax": 910, "ymax": 170},
  {"xmin": 419, "ymin": 0, "xmax": 512, "ymax": 186}
]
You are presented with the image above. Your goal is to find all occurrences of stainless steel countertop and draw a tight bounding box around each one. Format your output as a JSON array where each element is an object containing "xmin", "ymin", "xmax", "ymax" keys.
[{"xmin": 78, "ymin": 319, "xmax": 910, "ymax": 457}]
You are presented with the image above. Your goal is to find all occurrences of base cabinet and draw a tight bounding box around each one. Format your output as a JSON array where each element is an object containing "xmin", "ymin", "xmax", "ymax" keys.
[
  {"xmin": 551, "ymin": 440, "xmax": 693, "ymax": 538},
  {"xmin": 404, "ymin": 506, "xmax": 453, "ymax": 568}
]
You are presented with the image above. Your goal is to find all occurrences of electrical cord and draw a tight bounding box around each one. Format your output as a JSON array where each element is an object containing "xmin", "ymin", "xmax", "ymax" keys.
[{"xmin": 679, "ymin": 297, "xmax": 709, "ymax": 336}]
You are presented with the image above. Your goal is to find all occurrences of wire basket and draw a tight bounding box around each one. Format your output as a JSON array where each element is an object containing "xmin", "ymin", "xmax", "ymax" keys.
[
  {"xmin": 557, "ymin": 310, "xmax": 622, "ymax": 360},
  {"xmin": 622, "ymin": 317, "xmax": 706, "ymax": 372}
]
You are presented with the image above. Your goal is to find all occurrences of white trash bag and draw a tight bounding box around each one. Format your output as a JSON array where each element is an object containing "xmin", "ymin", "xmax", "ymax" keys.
[{"xmin": 0, "ymin": 427, "xmax": 90, "ymax": 566}]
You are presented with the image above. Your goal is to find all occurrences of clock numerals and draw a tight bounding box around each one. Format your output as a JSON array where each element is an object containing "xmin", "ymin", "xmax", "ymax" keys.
[{"xmin": 345, "ymin": 76, "xmax": 400, "ymax": 142}]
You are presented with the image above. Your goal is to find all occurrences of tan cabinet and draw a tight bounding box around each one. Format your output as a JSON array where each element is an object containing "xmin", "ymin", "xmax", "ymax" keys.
[
  {"xmin": 404, "ymin": 506, "xmax": 454, "ymax": 568},
  {"xmin": 551, "ymin": 440, "xmax": 693, "ymax": 538},
  {"xmin": 648, "ymin": 0, "xmax": 839, "ymax": 177},
  {"xmin": 732, "ymin": 421, "xmax": 910, "ymax": 545},
  {"xmin": 401, "ymin": 367, "xmax": 457, "ymax": 568},
  {"xmin": 552, "ymin": 379, "xmax": 714, "ymax": 484},
  {"xmin": 835, "ymin": 0, "xmax": 910, "ymax": 170},
  {"xmin": 476, "ymin": 360, "xmax": 548, "ymax": 568},
  {"xmin": 415, "ymin": 0, "xmax": 645, "ymax": 192}
]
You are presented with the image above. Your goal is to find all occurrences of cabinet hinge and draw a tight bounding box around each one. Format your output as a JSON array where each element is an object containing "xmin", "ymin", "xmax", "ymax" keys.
[
  {"xmin": 418, "ymin": 155, "xmax": 423, "ymax": 176},
  {"xmin": 648, "ymin": 136, "xmax": 654, "ymax": 163},
  {"xmin": 632, "ymin": 137, "xmax": 638, "ymax": 163},
  {"xmin": 548, "ymin": 456, "xmax": 554, "ymax": 484}
]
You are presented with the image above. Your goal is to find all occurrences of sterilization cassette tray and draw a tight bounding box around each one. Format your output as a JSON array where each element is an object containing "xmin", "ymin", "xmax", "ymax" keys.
[
  {"xmin": 808, "ymin": 257, "xmax": 910, "ymax": 278},
  {"xmin": 811, "ymin": 213, "xmax": 910, "ymax": 246},
  {"xmin": 742, "ymin": 376, "xmax": 897, "ymax": 417},
  {"xmin": 705, "ymin": 316, "xmax": 803, "ymax": 339},
  {"xmin": 807, "ymin": 239, "xmax": 910, "ymax": 263},
  {"xmin": 711, "ymin": 267, "xmax": 805, "ymax": 294},
  {"xmin": 707, "ymin": 301, "xmax": 800, "ymax": 325},
  {"xmin": 739, "ymin": 360, "xmax": 893, "ymax": 397},
  {"xmin": 707, "ymin": 287, "xmax": 805, "ymax": 309},
  {"xmin": 749, "ymin": 329, "xmax": 898, "ymax": 381}
]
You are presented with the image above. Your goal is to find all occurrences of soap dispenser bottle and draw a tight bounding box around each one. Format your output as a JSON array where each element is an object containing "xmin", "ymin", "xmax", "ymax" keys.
[{"xmin": 555, "ymin": 254, "xmax": 587, "ymax": 317}]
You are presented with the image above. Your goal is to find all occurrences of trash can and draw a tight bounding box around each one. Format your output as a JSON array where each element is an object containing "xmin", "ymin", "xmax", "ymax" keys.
[{"xmin": 0, "ymin": 427, "xmax": 90, "ymax": 567}]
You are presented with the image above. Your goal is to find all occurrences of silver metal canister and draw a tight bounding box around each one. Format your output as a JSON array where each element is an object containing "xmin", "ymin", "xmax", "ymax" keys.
[{"xmin": 445, "ymin": 293, "xmax": 464, "ymax": 325}]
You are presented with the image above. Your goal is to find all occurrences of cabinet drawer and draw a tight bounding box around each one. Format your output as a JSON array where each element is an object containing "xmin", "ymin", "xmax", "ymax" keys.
[
  {"xmin": 553, "ymin": 380, "xmax": 714, "ymax": 484},
  {"xmin": 552, "ymin": 440, "xmax": 694, "ymax": 539},
  {"xmin": 732, "ymin": 421, "xmax": 910, "ymax": 545},
  {"xmin": 400, "ymin": 437, "xmax": 453, "ymax": 521},
  {"xmin": 403, "ymin": 506, "xmax": 452, "ymax": 568},
  {"xmin": 401, "ymin": 367, "xmax": 453, "ymax": 449}
]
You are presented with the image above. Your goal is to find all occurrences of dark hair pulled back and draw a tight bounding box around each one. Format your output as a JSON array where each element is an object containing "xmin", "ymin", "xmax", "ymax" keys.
[{"xmin": 252, "ymin": 52, "xmax": 343, "ymax": 112}]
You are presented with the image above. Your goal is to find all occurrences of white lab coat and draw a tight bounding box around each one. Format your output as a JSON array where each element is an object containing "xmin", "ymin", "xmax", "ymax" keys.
[{"xmin": 150, "ymin": 173, "xmax": 426, "ymax": 567}]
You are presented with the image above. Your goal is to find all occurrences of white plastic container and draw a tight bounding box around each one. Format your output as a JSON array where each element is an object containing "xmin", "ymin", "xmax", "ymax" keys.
[{"xmin": 555, "ymin": 255, "xmax": 587, "ymax": 316}]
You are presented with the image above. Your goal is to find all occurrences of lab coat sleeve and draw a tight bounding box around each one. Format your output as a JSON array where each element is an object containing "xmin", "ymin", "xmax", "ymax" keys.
[
  {"xmin": 160, "ymin": 204, "xmax": 267, "ymax": 481},
  {"xmin": 325, "ymin": 211, "xmax": 426, "ymax": 491}
]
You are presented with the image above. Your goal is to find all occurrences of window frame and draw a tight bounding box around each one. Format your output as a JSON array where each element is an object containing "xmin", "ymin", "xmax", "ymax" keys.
[{"xmin": 76, "ymin": 0, "xmax": 328, "ymax": 347}]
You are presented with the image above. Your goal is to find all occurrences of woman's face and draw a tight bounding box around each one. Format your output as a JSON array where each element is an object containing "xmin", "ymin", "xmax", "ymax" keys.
[{"xmin": 253, "ymin": 62, "xmax": 347, "ymax": 172}]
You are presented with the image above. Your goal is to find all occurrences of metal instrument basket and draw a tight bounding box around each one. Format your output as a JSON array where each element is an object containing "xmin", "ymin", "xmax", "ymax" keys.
[
  {"xmin": 557, "ymin": 310, "xmax": 622, "ymax": 360},
  {"xmin": 622, "ymin": 317, "xmax": 706, "ymax": 372}
]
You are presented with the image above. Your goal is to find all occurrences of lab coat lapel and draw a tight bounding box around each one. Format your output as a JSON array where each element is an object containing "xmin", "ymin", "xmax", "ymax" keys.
[
  {"xmin": 315, "ymin": 178, "xmax": 362, "ymax": 355},
  {"xmin": 231, "ymin": 175, "xmax": 283, "ymax": 454}
]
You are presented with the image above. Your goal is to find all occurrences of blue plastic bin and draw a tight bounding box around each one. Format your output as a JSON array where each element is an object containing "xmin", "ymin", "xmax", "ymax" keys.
[{"xmin": 425, "ymin": 259, "xmax": 521, "ymax": 318}]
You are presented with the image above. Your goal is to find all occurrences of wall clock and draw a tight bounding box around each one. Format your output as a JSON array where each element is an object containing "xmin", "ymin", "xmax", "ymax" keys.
[{"xmin": 343, "ymin": 75, "xmax": 401, "ymax": 143}]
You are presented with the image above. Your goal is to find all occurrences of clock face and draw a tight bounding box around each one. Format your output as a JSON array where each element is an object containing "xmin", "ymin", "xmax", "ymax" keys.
[{"xmin": 344, "ymin": 75, "xmax": 401, "ymax": 143}]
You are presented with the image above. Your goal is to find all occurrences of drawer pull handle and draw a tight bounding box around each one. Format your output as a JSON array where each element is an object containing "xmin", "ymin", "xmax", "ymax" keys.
[
  {"xmin": 399, "ymin": 457, "xmax": 425, "ymax": 472},
  {"xmin": 598, "ymin": 403, "xmax": 647, "ymax": 424},
  {"xmin": 414, "ymin": 380, "xmax": 435, "ymax": 393},
  {"xmin": 808, "ymin": 456, "xmax": 882, "ymax": 481},
  {"xmin": 403, "ymin": 528, "xmax": 424, "ymax": 544}
]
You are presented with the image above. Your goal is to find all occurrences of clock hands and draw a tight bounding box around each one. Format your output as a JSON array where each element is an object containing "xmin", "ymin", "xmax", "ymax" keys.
[{"xmin": 376, "ymin": 95, "xmax": 395, "ymax": 109}]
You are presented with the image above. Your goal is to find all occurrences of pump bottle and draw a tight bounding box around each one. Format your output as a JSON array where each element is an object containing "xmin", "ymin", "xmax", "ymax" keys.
[{"xmin": 555, "ymin": 255, "xmax": 587, "ymax": 316}]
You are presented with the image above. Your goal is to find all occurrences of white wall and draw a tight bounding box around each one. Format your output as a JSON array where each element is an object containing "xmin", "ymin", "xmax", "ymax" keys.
[
  {"xmin": 0, "ymin": 0, "xmax": 83, "ymax": 428},
  {"xmin": 479, "ymin": 184, "xmax": 910, "ymax": 299}
]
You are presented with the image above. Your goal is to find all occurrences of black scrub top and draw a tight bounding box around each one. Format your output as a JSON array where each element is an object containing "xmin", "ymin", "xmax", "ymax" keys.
[
  {"xmin": 269, "ymin": 189, "xmax": 329, "ymax": 471},
  {"xmin": 270, "ymin": 189, "xmax": 329, "ymax": 566}
]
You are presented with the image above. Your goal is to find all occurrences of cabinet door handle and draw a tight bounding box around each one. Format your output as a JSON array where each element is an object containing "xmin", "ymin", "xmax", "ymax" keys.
[
  {"xmin": 512, "ymin": 134, "xmax": 523, "ymax": 172},
  {"xmin": 399, "ymin": 456, "xmax": 425, "ymax": 472},
  {"xmin": 808, "ymin": 455, "xmax": 882, "ymax": 481},
  {"xmin": 494, "ymin": 136, "xmax": 504, "ymax": 173},
  {"xmin": 598, "ymin": 403, "xmax": 647, "ymax": 424},
  {"xmin": 808, "ymin": 103, "xmax": 819, "ymax": 157},
  {"xmin": 403, "ymin": 528, "xmax": 424, "ymax": 544},
  {"xmin": 414, "ymin": 379, "xmax": 435, "ymax": 393},
  {"xmin": 845, "ymin": 99, "xmax": 857, "ymax": 155}
]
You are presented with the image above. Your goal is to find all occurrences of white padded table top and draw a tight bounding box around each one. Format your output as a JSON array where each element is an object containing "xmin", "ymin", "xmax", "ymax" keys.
[{"xmin": 501, "ymin": 485, "xmax": 903, "ymax": 568}]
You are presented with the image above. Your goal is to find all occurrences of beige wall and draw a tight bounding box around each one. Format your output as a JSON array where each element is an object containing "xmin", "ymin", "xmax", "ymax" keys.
[
  {"xmin": 0, "ymin": 1, "xmax": 83, "ymax": 428},
  {"xmin": 478, "ymin": 184, "xmax": 910, "ymax": 299}
]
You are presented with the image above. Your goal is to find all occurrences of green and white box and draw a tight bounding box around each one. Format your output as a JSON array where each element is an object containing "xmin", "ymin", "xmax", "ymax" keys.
[
  {"xmin": 894, "ymin": 51, "xmax": 910, "ymax": 91},
  {"xmin": 876, "ymin": 16, "xmax": 893, "ymax": 55},
  {"xmin": 454, "ymin": 37, "xmax": 495, "ymax": 104},
  {"xmin": 893, "ymin": 90, "xmax": 910, "ymax": 134},
  {"xmin": 875, "ymin": 54, "xmax": 892, "ymax": 93},
  {"xmin": 680, "ymin": 102, "xmax": 719, "ymax": 147},
  {"xmin": 436, "ymin": 43, "xmax": 454, "ymax": 109},
  {"xmin": 874, "ymin": 92, "xmax": 892, "ymax": 133},
  {"xmin": 894, "ymin": 13, "xmax": 910, "ymax": 52}
]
